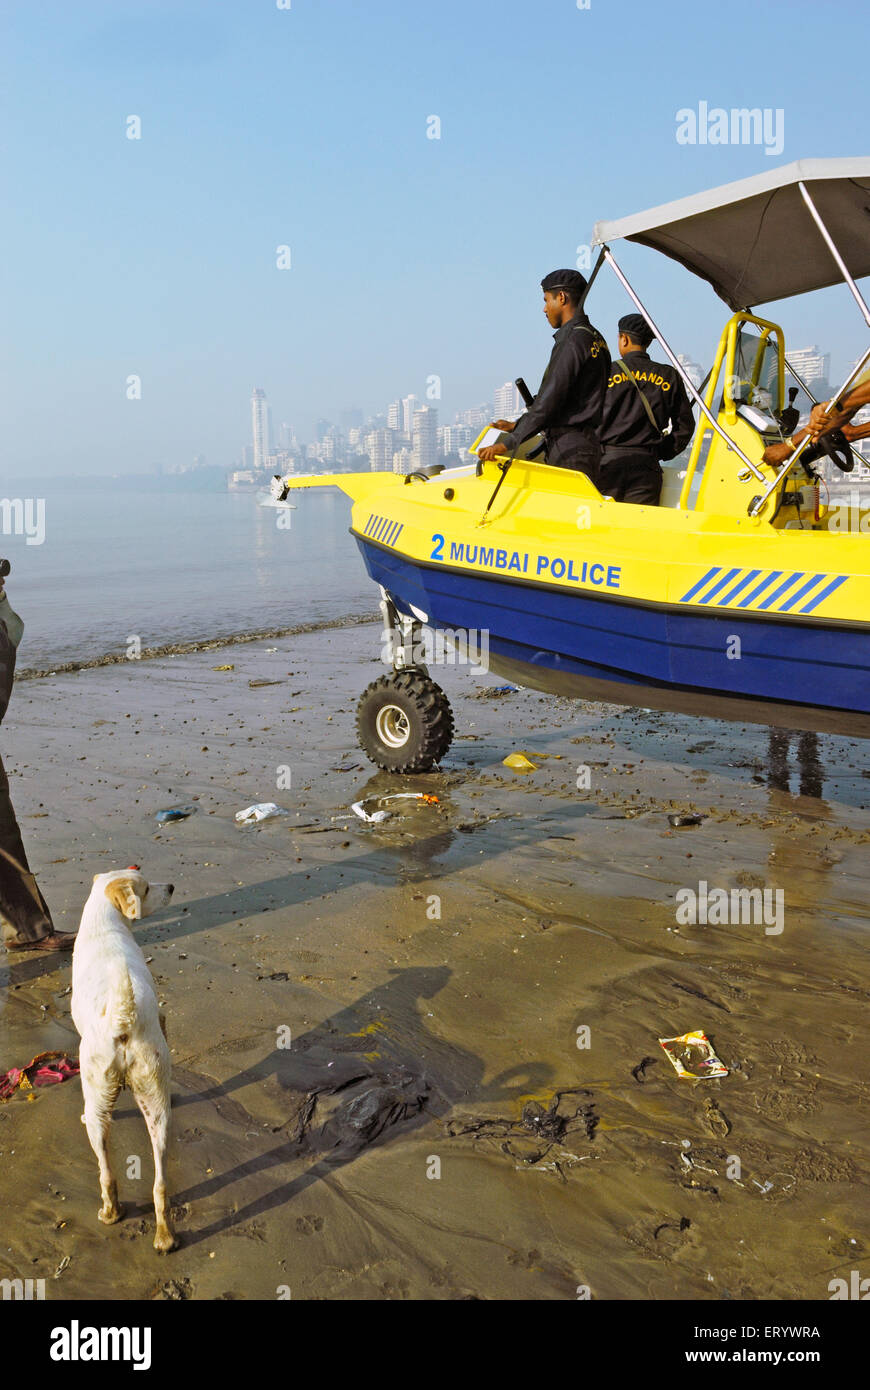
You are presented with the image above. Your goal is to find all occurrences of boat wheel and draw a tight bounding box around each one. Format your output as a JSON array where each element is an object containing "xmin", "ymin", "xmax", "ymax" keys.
[{"xmin": 356, "ymin": 672, "xmax": 454, "ymax": 773}]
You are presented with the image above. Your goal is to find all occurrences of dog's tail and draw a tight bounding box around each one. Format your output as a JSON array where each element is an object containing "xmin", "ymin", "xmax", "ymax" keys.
[{"xmin": 108, "ymin": 970, "xmax": 137, "ymax": 1045}]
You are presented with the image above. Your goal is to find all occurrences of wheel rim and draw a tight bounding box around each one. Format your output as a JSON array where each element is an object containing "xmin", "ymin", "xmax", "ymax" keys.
[{"xmin": 375, "ymin": 703, "xmax": 411, "ymax": 749}]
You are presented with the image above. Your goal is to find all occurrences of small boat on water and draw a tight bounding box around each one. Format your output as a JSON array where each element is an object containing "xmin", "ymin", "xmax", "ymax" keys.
[{"xmin": 273, "ymin": 159, "xmax": 870, "ymax": 768}]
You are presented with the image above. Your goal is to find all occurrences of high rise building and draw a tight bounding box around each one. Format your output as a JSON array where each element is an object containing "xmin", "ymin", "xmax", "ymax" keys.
[
  {"xmin": 676, "ymin": 354, "xmax": 704, "ymax": 390},
  {"xmin": 440, "ymin": 424, "xmax": 473, "ymax": 457},
  {"xmin": 786, "ymin": 346, "xmax": 831, "ymax": 393},
  {"xmin": 460, "ymin": 403, "xmax": 492, "ymax": 430},
  {"xmin": 364, "ymin": 429, "xmax": 395, "ymax": 472},
  {"xmin": 387, "ymin": 400, "xmax": 402, "ymax": 432},
  {"xmin": 402, "ymin": 394, "xmax": 419, "ymax": 436},
  {"xmin": 251, "ymin": 388, "xmax": 269, "ymax": 472},
  {"xmin": 412, "ymin": 406, "xmax": 438, "ymax": 472},
  {"xmin": 493, "ymin": 381, "xmax": 523, "ymax": 418},
  {"xmin": 392, "ymin": 447, "xmax": 413, "ymax": 475}
]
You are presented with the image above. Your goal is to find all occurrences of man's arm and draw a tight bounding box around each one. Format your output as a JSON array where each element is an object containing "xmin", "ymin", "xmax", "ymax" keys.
[
  {"xmin": 808, "ymin": 378, "xmax": 870, "ymax": 437},
  {"xmin": 508, "ymin": 340, "xmax": 584, "ymax": 449},
  {"xmin": 660, "ymin": 376, "xmax": 695, "ymax": 460}
]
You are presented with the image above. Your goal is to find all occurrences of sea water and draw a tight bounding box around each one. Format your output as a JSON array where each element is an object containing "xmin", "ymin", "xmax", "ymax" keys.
[{"xmin": 0, "ymin": 484, "xmax": 372, "ymax": 668}]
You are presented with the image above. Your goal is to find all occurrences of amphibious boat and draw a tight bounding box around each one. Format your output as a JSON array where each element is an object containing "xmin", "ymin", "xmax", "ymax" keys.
[{"xmin": 273, "ymin": 159, "xmax": 870, "ymax": 770}]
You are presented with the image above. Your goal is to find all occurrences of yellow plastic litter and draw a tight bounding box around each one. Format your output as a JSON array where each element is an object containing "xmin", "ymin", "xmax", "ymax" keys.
[
  {"xmin": 658, "ymin": 1029, "xmax": 728, "ymax": 1080},
  {"xmin": 212, "ymin": 664, "xmax": 234, "ymax": 671},
  {"xmin": 503, "ymin": 752, "xmax": 538, "ymax": 773}
]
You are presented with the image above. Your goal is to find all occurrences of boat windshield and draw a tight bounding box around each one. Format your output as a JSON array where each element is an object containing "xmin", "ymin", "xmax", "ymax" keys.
[{"xmin": 726, "ymin": 326, "xmax": 782, "ymax": 416}]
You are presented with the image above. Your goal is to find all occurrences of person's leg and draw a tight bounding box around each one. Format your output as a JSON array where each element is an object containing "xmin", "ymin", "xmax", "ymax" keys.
[
  {"xmin": 0, "ymin": 588, "xmax": 73, "ymax": 950},
  {"xmin": 597, "ymin": 451, "xmax": 629, "ymax": 500},
  {"xmin": 546, "ymin": 434, "xmax": 601, "ymax": 488},
  {"xmin": 620, "ymin": 458, "xmax": 663, "ymax": 506},
  {"xmin": 0, "ymin": 758, "xmax": 73, "ymax": 949}
]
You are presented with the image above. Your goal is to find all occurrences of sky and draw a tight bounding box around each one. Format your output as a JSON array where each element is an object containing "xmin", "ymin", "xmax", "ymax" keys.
[{"xmin": 2, "ymin": 0, "xmax": 869, "ymax": 475}]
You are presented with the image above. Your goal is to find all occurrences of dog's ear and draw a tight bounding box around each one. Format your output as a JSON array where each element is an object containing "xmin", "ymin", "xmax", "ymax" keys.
[{"xmin": 104, "ymin": 876, "xmax": 143, "ymax": 920}]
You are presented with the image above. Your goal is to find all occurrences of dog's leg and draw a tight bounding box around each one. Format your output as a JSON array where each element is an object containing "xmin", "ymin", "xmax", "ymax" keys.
[
  {"xmin": 81, "ymin": 1063, "xmax": 124, "ymax": 1225},
  {"xmin": 134, "ymin": 1087, "xmax": 178, "ymax": 1254}
]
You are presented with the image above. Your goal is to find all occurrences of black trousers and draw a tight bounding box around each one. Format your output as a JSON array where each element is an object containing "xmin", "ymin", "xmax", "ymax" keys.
[
  {"xmin": 0, "ymin": 619, "xmax": 53, "ymax": 944},
  {"xmin": 598, "ymin": 446, "xmax": 663, "ymax": 504},
  {"xmin": 546, "ymin": 429, "xmax": 601, "ymax": 487}
]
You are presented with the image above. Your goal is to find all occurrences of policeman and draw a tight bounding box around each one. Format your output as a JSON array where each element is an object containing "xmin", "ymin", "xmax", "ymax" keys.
[
  {"xmin": 598, "ymin": 314, "xmax": 695, "ymax": 504},
  {"xmin": 478, "ymin": 269, "xmax": 610, "ymax": 484}
]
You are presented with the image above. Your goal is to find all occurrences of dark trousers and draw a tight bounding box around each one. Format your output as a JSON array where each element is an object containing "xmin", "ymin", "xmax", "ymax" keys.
[
  {"xmin": 0, "ymin": 620, "xmax": 53, "ymax": 944},
  {"xmin": 546, "ymin": 429, "xmax": 601, "ymax": 487},
  {"xmin": 599, "ymin": 446, "xmax": 662, "ymax": 504}
]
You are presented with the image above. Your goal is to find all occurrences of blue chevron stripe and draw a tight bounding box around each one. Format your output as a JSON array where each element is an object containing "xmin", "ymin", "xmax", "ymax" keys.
[
  {"xmin": 737, "ymin": 571, "xmax": 783, "ymax": 607},
  {"xmin": 698, "ymin": 568, "xmax": 742, "ymax": 604},
  {"xmin": 756, "ymin": 573, "xmax": 805, "ymax": 611},
  {"xmin": 799, "ymin": 574, "xmax": 847, "ymax": 613},
  {"xmin": 777, "ymin": 573, "xmax": 827, "ymax": 613},
  {"xmin": 679, "ymin": 567, "xmax": 721, "ymax": 603},
  {"xmin": 717, "ymin": 569, "xmax": 762, "ymax": 605}
]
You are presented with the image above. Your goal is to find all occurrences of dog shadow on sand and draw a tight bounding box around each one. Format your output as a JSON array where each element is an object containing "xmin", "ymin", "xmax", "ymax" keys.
[{"xmin": 113, "ymin": 964, "xmax": 554, "ymax": 1248}]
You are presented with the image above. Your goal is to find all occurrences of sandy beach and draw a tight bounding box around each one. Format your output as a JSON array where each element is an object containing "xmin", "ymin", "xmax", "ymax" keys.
[{"xmin": 0, "ymin": 619, "xmax": 867, "ymax": 1301}]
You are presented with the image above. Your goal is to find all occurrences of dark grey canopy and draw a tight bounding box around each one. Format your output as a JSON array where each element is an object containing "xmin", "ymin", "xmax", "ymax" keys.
[{"xmin": 592, "ymin": 158, "xmax": 870, "ymax": 310}]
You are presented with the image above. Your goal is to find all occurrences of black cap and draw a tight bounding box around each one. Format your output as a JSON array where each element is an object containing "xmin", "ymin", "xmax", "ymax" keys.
[
  {"xmin": 618, "ymin": 313, "xmax": 654, "ymax": 348},
  {"xmin": 541, "ymin": 268, "xmax": 588, "ymax": 298}
]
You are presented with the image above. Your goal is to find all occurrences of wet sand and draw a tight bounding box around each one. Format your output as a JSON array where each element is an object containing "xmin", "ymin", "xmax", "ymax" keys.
[{"xmin": 0, "ymin": 622, "xmax": 867, "ymax": 1300}]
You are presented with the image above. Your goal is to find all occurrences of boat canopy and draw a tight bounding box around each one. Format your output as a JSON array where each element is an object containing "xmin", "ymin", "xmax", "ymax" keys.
[{"xmin": 592, "ymin": 158, "xmax": 870, "ymax": 310}]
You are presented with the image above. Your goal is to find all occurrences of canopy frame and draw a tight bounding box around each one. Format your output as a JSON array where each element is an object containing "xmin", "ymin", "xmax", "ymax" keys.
[{"xmin": 597, "ymin": 173, "xmax": 870, "ymax": 515}]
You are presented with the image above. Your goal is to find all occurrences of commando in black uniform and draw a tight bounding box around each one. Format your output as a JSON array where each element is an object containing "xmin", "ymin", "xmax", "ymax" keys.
[
  {"xmin": 599, "ymin": 314, "xmax": 695, "ymax": 504},
  {"xmin": 504, "ymin": 270, "xmax": 611, "ymax": 485}
]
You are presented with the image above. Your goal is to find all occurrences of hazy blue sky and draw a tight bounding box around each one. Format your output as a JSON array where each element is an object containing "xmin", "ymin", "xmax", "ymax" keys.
[{"xmin": 3, "ymin": 0, "xmax": 868, "ymax": 475}]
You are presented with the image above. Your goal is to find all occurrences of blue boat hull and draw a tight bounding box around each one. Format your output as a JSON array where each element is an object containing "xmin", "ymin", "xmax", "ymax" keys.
[{"xmin": 355, "ymin": 534, "xmax": 870, "ymax": 735}]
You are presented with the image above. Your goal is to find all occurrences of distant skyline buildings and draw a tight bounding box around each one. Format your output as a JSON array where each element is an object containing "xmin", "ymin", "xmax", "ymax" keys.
[
  {"xmin": 250, "ymin": 388, "xmax": 269, "ymax": 472},
  {"xmin": 786, "ymin": 345, "xmax": 831, "ymax": 394},
  {"xmin": 493, "ymin": 381, "xmax": 524, "ymax": 418},
  {"xmin": 411, "ymin": 406, "xmax": 438, "ymax": 473},
  {"xmin": 677, "ymin": 354, "xmax": 704, "ymax": 390},
  {"xmin": 238, "ymin": 383, "xmax": 512, "ymax": 481},
  {"xmin": 402, "ymin": 395, "xmax": 419, "ymax": 437}
]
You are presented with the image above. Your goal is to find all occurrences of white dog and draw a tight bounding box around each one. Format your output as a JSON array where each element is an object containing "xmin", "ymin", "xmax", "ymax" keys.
[{"xmin": 71, "ymin": 867, "xmax": 178, "ymax": 1253}]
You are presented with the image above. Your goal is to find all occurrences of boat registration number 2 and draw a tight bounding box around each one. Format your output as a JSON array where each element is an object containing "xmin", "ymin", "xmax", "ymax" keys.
[{"xmin": 431, "ymin": 535, "xmax": 621, "ymax": 589}]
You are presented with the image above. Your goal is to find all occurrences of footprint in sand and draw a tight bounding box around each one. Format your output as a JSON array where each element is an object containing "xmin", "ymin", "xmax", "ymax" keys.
[{"xmin": 295, "ymin": 1213, "xmax": 324, "ymax": 1235}]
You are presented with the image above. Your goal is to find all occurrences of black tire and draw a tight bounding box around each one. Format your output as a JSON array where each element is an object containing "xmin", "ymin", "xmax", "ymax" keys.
[{"xmin": 356, "ymin": 671, "xmax": 454, "ymax": 773}]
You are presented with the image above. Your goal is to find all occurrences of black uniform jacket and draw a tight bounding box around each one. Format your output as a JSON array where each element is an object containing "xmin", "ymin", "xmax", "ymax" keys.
[
  {"xmin": 508, "ymin": 310, "xmax": 611, "ymax": 452},
  {"xmin": 599, "ymin": 350, "xmax": 695, "ymax": 460}
]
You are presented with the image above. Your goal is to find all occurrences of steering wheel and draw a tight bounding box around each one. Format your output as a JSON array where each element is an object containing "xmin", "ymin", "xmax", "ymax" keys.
[{"xmin": 803, "ymin": 428, "xmax": 853, "ymax": 473}]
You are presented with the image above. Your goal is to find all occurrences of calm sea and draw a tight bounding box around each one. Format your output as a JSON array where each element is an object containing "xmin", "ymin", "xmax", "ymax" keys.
[{"xmin": 0, "ymin": 485, "xmax": 373, "ymax": 669}]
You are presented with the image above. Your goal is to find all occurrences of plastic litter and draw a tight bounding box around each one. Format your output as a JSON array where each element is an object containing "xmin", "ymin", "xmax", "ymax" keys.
[
  {"xmin": 156, "ymin": 805, "xmax": 197, "ymax": 823},
  {"xmin": 703, "ymin": 1096, "xmax": 731, "ymax": 1136},
  {"xmin": 1, "ymin": 1051, "xmax": 80, "ymax": 1102},
  {"xmin": 658, "ymin": 1029, "xmax": 729, "ymax": 1080},
  {"xmin": 502, "ymin": 752, "xmax": 538, "ymax": 773},
  {"xmin": 235, "ymin": 802, "xmax": 289, "ymax": 824},
  {"xmin": 248, "ymin": 679, "xmax": 282, "ymax": 687},
  {"xmin": 212, "ymin": 664, "xmax": 234, "ymax": 671},
  {"xmin": 668, "ymin": 813, "xmax": 704, "ymax": 827},
  {"xmin": 351, "ymin": 792, "xmax": 439, "ymax": 823}
]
